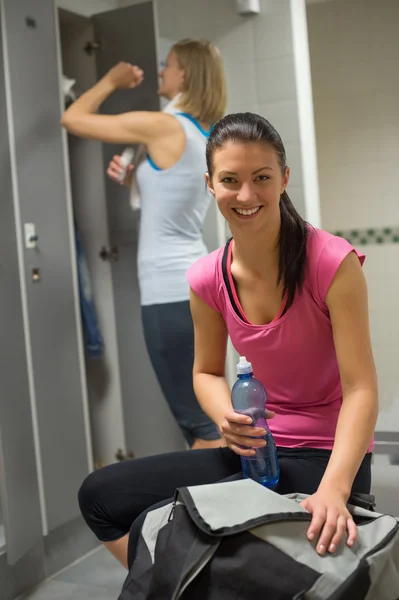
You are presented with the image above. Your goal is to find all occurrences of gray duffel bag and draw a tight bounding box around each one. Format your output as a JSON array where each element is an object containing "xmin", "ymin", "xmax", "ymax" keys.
[{"xmin": 119, "ymin": 478, "xmax": 399, "ymax": 600}]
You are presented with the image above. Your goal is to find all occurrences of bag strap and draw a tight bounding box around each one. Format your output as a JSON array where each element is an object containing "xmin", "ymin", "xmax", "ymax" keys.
[{"xmin": 347, "ymin": 492, "xmax": 376, "ymax": 511}]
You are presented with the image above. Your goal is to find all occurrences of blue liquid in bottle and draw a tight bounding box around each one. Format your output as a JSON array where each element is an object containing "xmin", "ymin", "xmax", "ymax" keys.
[{"xmin": 231, "ymin": 356, "xmax": 280, "ymax": 489}]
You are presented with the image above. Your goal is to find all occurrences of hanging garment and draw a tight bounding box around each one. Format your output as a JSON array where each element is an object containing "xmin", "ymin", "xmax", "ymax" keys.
[{"xmin": 74, "ymin": 222, "xmax": 104, "ymax": 359}]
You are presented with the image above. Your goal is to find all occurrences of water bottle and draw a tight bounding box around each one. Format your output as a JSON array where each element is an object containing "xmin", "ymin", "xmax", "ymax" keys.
[
  {"xmin": 231, "ymin": 356, "xmax": 280, "ymax": 489},
  {"xmin": 118, "ymin": 147, "xmax": 134, "ymax": 182}
]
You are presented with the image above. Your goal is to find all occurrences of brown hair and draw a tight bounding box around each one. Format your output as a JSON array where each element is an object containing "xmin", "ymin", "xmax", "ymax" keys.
[
  {"xmin": 172, "ymin": 39, "xmax": 227, "ymax": 125},
  {"xmin": 206, "ymin": 112, "xmax": 309, "ymax": 312}
]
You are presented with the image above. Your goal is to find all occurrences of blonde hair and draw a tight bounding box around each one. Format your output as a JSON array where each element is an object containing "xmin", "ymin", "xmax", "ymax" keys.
[{"xmin": 172, "ymin": 39, "xmax": 227, "ymax": 125}]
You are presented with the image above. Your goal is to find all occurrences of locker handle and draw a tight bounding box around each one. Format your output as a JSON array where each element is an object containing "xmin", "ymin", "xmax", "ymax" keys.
[{"xmin": 99, "ymin": 246, "xmax": 119, "ymax": 262}]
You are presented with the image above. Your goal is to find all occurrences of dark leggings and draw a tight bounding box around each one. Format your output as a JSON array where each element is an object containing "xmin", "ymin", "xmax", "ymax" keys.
[
  {"xmin": 78, "ymin": 447, "xmax": 372, "ymax": 569},
  {"xmin": 141, "ymin": 301, "xmax": 220, "ymax": 445}
]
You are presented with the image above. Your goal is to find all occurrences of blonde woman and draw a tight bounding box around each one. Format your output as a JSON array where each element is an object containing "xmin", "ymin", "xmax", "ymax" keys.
[{"xmin": 62, "ymin": 39, "xmax": 227, "ymax": 450}]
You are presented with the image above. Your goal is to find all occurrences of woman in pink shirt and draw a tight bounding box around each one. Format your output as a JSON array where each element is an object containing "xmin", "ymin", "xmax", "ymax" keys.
[{"xmin": 78, "ymin": 112, "xmax": 377, "ymax": 570}]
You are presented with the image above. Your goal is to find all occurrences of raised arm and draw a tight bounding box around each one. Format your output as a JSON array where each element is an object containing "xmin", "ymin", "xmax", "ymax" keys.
[
  {"xmin": 301, "ymin": 251, "xmax": 378, "ymax": 554},
  {"xmin": 190, "ymin": 289, "xmax": 270, "ymax": 454},
  {"xmin": 61, "ymin": 62, "xmax": 180, "ymax": 146}
]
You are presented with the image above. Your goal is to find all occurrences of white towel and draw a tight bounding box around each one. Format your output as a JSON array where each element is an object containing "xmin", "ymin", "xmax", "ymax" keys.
[
  {"xmin": 129, "ymin": 94, "xmax": 182, "ymax": 211},
  {"xmin": 62, "ymin": 75, "xmax": 76, "ymax": 103}
]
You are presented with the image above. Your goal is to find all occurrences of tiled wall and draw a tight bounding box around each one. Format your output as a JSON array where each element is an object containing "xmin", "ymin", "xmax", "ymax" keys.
[{"xmin": 307, "ymin": 0, "xmax": 399, "ymax": 432}]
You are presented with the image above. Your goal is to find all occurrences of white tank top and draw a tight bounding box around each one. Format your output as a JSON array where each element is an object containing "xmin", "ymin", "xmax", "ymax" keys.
[{"xmin": 136, "ymin": 113, "xmax": 211, "ymax": 306}]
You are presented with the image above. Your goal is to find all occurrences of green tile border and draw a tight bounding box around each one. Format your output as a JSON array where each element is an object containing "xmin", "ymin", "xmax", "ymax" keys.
[{"xmin": 332, "ymin": 227, "xmax": 399, "ymax": 245}]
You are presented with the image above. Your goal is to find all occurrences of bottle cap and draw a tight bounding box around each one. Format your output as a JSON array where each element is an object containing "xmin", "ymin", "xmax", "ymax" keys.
[{"xmin": 236, "ymin": 356, "xmax": 253, "ymax": 375}]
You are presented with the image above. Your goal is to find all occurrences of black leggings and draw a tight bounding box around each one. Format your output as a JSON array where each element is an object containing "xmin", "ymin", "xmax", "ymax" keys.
[
  {"xmin": 141, "ymin": 301, "xmax": 220, "ymax": 445},
  {"xmin": 78, "ymin": 447, "xmax": 371, "ymax": 569}
]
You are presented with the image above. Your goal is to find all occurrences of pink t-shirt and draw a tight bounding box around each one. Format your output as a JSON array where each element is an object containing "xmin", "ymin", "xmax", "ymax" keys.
[{"xmin": 187, "ymin": 227, "xmax": 373, "ymax": 451}]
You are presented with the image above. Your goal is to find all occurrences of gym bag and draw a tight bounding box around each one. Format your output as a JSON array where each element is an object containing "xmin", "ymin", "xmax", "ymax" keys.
[{"xmin": 118, "ymin": 478, "xmax": 399, "ymax": 600}]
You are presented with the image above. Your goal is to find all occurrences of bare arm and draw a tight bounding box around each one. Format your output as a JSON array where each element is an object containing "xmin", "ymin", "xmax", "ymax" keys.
[
  {"xmin": 320, "ymin": 251, "xmax": 378, "ymax": 494},
  {"xmin": 190, "ymin": 289, "xmax": 269, "ymax": 454},
  {"xmin": 302, "ymin": 251, "xmax": 378, "ymax": 554},
  {"xmin": 61, "ymin": 62, "xmax": 180, "ymax": 146},
  {"xmin": 190, "ymin": 288, "xmax": 232, "ymax": 429}
]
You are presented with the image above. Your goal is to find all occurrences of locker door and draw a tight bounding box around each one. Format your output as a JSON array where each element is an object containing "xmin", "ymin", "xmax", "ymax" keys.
[
  {"xmin": 2, "ymin": 0, "xmax": 92, "ymax": 535},
  {"xmin": 0, "ymin": 0, "xmax": 42, "ymax": 565},
  {"xmin": 59, "ymin": 7, "xmax": 127, "ymax": 467}
]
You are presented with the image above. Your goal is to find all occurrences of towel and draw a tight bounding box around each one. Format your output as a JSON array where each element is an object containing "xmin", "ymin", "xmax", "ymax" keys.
[
  {"xmin": 62, "ymin": 75, "xmax": 76, "ymax": 106},
  {"xmin": 129, "ymin": 93, "xmax": 182, "ymax": 210}
]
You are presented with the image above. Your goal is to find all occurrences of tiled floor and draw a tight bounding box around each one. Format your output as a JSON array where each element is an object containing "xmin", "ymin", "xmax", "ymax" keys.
[
  {"xmin": 15, "ymin": 458, "xmax": 399, "ymax": 600},
  {"xmin": 18, "ymin": 547, "xmax": 126, "ymax": 600}
]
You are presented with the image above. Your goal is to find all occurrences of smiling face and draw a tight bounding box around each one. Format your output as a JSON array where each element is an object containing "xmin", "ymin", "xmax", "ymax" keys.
[
  {"xmin": 157, "ymin": 50, "xmax": 185, "ymax": 100},
  {"xmin": 206, "ymin": 141, "xmax": 290, "ymax": 234}
]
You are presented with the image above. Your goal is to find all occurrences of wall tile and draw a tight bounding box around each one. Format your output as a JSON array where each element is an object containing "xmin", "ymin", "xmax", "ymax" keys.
[
  {"xmin": 254, "ymin": 11, "xmax": 294, "ymax": 61},
  {"xmin": 307, "ymin": 3, "xmax": 339, "ymax": 71},
  {"xmin": 286, "ymin": 185, "xmax": 306, "ymax": 218},
  {"xmin": 224, "ymin": 60, "xmax": 258, "ymax": 107},
  {"xmin": 369, "ymin": 0, "xmax": 399, "ymax": 65},
  {"xmin": 258, "ymin": 99, "xmax": 300, "ymax": 143},
  {"xmin": 285, "ymin": 142, "xmax": 304, "ymax": 188},
  {"xmin": 226, "ymin": 102, "xmax": 261, "ymax": 115},
  {"xmin": 308, "ymin": 0, "xmax": 399, "ymax": 232},
  {"xmin": 377, "ymin": 394, "xmax": 399, "ymax": 431},
  {"xmin": 57, "ymin": 0, "xmax": 119, "ymax": 15},
  {"xmin": 376, "ymin": 376, "xmax": 399, "ymax": 420},
  {"xmin": 218, "ymin": 20, "xmax": 256, "ymax": 66},
  {"xmin": 155, "ymin": 0, "xmax": 241, "ymax": 40},
  {"xmin": 334, "ymin": 0, "xmax": 373, "ymax": 65},
  {"xmin": 256, "ymin": 56, "xmax": 296, "ymax": 104},
  {"xmin": 259, "ymin": 0, "xmax": 291, "ymax": 15}
]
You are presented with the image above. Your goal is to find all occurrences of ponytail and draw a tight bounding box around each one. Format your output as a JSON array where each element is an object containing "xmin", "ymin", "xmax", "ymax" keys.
[{"xmin": 278, "ymin": 192, "xmax": 309, "ymax": 312}]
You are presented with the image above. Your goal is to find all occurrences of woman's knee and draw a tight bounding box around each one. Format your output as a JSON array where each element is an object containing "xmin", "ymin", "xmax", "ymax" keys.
[
  {"xmin": 78, "ymin": 469, "xmax": 104, "ymax": 524},
  {"xmin": 78, "ymin": 462, "xmax": 147, "ymax": 542}
]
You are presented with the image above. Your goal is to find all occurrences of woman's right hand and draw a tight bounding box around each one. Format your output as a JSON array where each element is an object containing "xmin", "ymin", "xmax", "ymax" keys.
[
  {"xmin": 221, "ymin": 410, "xmax": 275, "ymax": 457},
  {"xmin": 107, "ymin": 155, "xmax": 135, "ymax": 188},
  {"xmin": 105, "ymin": 62, "xmax": 144, "ymax": 90}
]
